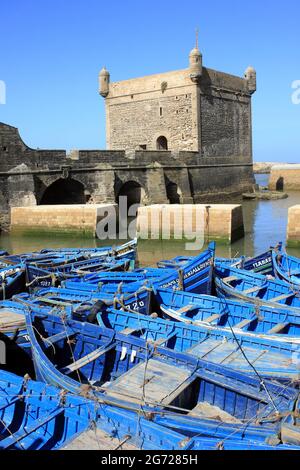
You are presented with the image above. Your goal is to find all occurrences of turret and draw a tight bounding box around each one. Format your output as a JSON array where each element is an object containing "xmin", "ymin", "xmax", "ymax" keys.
[
  {"xmin": 244, "ymin": 66, "xmax": 256, "ymax": 94},
  {"xmin": 189, "ymin": 30, "xmax": 202, "ymax": 83},
  {"xmin": 99, "ymin": 67, "xmax": 110, "ymax": 97}
]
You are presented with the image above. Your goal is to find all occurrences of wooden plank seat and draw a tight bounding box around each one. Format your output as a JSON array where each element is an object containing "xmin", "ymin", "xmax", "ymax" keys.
[
  {"xmin": 0, "ymin": 311, "xmax": 25, "ymax": 330},
  {"xmin": 176, "ymin": 304, "xmax": 198, "ymax": 314},
  {"xmin": 60, "ymin": 343, "xmax": 115, "ymax": 375},
  {"xmin": 102, "ymin": 359, "xmax": 192, "ymax": 405},
  {"xmin": 234, "ymin": 318, "xmax": 255, "ymax": 329},
  {"xmin": 150, "ymin": 333, "xmax": 177, "ymax": 347},
  {"xmin": 267, "ymin": 323, "xmax": 289, "ymax": 335},
  {"xmin": 242, "ymin": 284, "xmax": 267, "ymax": 295},
  {"xmin": 119, "ymin": 327, "xmax": 142, "ymax": 336},
  {"xmin": 269, "ymin": 292, "xmax": 295, "ymax": 303},
  {"xmin": 203, "ymin": 314, "xmax": 221, "ymax": 324},
  {"xmin": 43, "ymin": 328, "xmax": 76, "ymax": 347},
  {"xmin": 223, "ymin": 276, "xmax": 238, "ymax": 283}
]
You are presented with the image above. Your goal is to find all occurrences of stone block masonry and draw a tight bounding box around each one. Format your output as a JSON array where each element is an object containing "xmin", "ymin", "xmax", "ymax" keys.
[
  {"xmin": 136, "ymin": 204, "xmax": 244, "ymax": 245},
  {"xmin": 10, "ymin": 204, "xmax": 117, "ymax": 238},
  {"xmin": 0, "ymin": 123, "xmax": 254, "ymax": 216},
  {"xmin": 287, "ymin": 205, "xmax": 300, "ymax": 247},
  {"xmin": 269, "ymin": 165, "xmax": 300, "ymax": 191}
]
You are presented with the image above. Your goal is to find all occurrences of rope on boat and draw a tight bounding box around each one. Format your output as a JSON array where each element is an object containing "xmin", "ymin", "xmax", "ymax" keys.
[{"xmin": 26, "ymin": 272, "xmax": 57, "ymax": 287}]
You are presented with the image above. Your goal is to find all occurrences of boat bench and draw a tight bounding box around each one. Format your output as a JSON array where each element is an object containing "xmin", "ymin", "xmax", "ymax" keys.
[
  {"xmin": 204, "ymin": 314, "xmax": 221, "ymax": 324},
  {"xmin": 242, "ymin": 285, "xmax": 267, "ymax": 295},
  {"xmin": 60, "ymin": 342, "xmax": 116, "ymax": 375},
  {"xmin": 269, "ymin": 293, "xmax": 295, "ymax": 303},
  {"xmin": 267, "ymin": 323, "xmax": 289, "ymax": 334},
  {"xmin": 234, "ymin": 318, "xmax": 255, "ymax": 329}
]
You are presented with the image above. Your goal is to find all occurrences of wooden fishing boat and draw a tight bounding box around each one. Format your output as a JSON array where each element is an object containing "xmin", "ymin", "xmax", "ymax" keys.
[
  {"xmin": 96, "ymin": 306, "xmax": 300, "ymax": 382},
  {"xmin": 0, "ymin": 370, "xmax": 193, "ymax": 450},
  {"xmin": 62, "ymin": 268, "xmax": 171, "ymax": 295},
  {"xmin": 39, "ymin": 239, "xmax": 137, "ymax": 258},
  {"xmin": 0, "ymin": 265, "xmax": 25, "ymax": 300},
  {"xmin": 155, "ymin": 288, "xmax": 300, "ymax": 339},
  {"xmin": 214, "ymin": 264, "xmax": 300, "ymax": 312},
  {"xmin": 272, "ymin": 243, "xmax": 300, "ymax": 288},
  {"xmin": 0, "ymin": 300, "xmax": 29, "ymax": 348},
  {"xmin": 25, "ymin": 309, "xmax": 300, "ymax": 448},
  {"xmin": 14, "ymin": 284, "xmax": 152, "ymax": 317},
  {"xmin": 159, "ymin": 247, "xmax": 275, "ymax": 277},
  {"xmin": 59, "ymin": 243, "xmax": 214, "ymax": 296},
  {"xmin": 26, "ymin": 257, "xmax": 131, "ymax": 290},
  {"xmin": 153, "ymin": 242, "xmax": 215, "ymax": 294}
]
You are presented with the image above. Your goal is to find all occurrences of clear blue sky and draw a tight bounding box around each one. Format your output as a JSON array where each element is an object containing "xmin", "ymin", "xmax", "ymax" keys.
[{"xmin": 1, "ymin": 0, "xmax": 300, "ymax": 162}]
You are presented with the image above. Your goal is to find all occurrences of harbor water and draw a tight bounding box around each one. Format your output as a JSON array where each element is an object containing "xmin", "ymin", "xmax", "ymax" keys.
[{"xmin": 1, "ymin": 174, "xmax": 299, "ymax": 266}]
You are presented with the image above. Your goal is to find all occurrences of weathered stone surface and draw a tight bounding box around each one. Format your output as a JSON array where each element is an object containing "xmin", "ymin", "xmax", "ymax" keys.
[
  {"xmin": 136, "ymin": 204, "xmax": 244, "ymax": 244},
  {"xmin": 103, "ymin": 64, "xmax": 253, "ymax": 159},
  {"xmin": 269, "ymin": 164, "xmax": 300, "ymax": 191},
  {"xmin": 10, "ymin": 204, "xmax": 117, "ymax": 238},
  {"xmin": 287, "ymin": 205, "xmax": 300, "ymax": 247},
  {"xmin": 0, "ymin": 123, "xmax": 254, "ymax": 214}
]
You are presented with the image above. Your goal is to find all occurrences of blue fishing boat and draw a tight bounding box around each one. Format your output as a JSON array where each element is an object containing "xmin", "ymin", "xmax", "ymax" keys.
[
  {"xmin": 26, "ymin": 256, "xmax": 131, "ymax": 290},
  {"xmin": 155, "ymin": 288, "xmax": 300, "ymax": 338},
  {"xmin": 0, "ymin": 300, "xmax": 29, "ymax": 348},
  {"xmin": 25, "ymin": 309, "xmax": 300, "ymax": 448},
  {"xmin": 39, "ymin": 238, "xmax": 137, "ymax": 259},
  {"xmin": 14, "ymin": 284, "xmax": 152, "ymax": 317},
  {"xmin": 153, "ymin": 242, "xmax": 215, "ymax": 294},
  {"xmin": 272, "ymin": 243, "xmax": 300, "ymax": 288},
  {"xmin": 0, "ymin": 265, "xmax": 25, "ymax": 300},
  {"xmin": 0, "ymin": 251, "xmax": 8, "ymax": 257},
  {"xmin": 159, "ymin": 246, "xmax": 275, "ymax": 277},
  {"xmin": 0, "ymin": 370, "xmax": 195, "ymax": 450},
  {"xmin": 214, "ymin": 264, "xmax": 300, "ymax": 311},
  {"xmin": 96, "ymin": 306, "xmax": 300, "ymax": 382},
  {"xmin": 62, "ymin": 268, "xmax": 171, "ymax": 295},
  {"xmin": 55, "ymin": 244, "xmax": 214, "ymax": 295}
]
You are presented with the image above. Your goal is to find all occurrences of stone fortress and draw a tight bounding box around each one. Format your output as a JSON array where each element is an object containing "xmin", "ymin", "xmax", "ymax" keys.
[{"xmin": 0, "ymin": 38, "xmax": 256, "ymax": 230}]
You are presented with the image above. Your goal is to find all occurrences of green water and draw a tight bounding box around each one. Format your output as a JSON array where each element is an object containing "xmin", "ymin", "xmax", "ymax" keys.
[{"xmin": 1, "ymin": 174, "xmax": 300, "ymax": 266}]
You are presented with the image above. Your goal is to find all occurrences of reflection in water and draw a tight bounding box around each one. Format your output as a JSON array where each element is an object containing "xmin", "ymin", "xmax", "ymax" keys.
[{"xmin": 1, "ymin": 174, "xmax": 300, "ymax": 266}]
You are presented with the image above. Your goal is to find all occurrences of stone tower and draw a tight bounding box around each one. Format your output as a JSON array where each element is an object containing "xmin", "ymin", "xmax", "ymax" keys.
[
  {"xmin": 99, "ymin": 40, "xmax": 256, "ymax": 161},
  {"xmin": 99, "ymin": 67, "xmax": 110, "ymax": 98}
]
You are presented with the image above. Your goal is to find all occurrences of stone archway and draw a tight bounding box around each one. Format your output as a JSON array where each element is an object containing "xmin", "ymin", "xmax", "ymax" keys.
[
  {"xmin": 39, "ymin": 178, "xmax": 86, "ymax": 205},
  {"xmin": 276, "ymin": 177, "xmax": 284, "ymax": 191},
  {"xmin": 116, "ymin": 180, "xmax": 145, "ymax": 207},
  {"xmin": 156, "ymin": 135, "xmax": 168, "ymax": 150}
]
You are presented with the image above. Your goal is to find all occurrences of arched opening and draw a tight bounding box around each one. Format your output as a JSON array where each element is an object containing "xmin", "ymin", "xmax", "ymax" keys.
[
  {"xmin": 276, "ymin": 177, "xmax": 284, "ymax": 191},
  {"xmin": 156, "ymin": 136, "xmax": 168, "ymax": 150},
  {"xmin": 117, "ymin": 181, "xmax": 144, "ymax": 207},
  {"xmin": 166, "ymin": 182, "xmax": 182, "ymax": 204},
  {"xmin": 39, "ymin": 178, "xmax": 85, "ymax": 205}
]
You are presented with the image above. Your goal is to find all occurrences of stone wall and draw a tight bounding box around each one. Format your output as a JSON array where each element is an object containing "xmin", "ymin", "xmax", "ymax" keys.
[
  {"xmin": 287, "ymin": 205, "xmax": 300, "ymax": 247},
  {"xmin": 136, "ymin": 204, "xmax": 244, "ymax": 244},
  {"xmin": 104, "ymin": 64, "xmax": 253, "ymax": 165},
  {"xmin": 200, "ymin": 95, "xmax": 251, "ymax": 158},
  {"xmin": 10, "ymin": 204, "xmax": 117, "ymax": 237},
  {"xmin": 0, "ymin": 122, "xmax": 254, "ymax": 226},
  {"xmin": 269, "ymin": 165, "xmax": 300, "ymax": 191}
]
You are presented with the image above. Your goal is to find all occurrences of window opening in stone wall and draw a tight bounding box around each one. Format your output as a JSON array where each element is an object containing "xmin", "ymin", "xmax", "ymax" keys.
[{"xmin": 156, "ymin": 136, "xmax": 168, "ymax": 150}]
